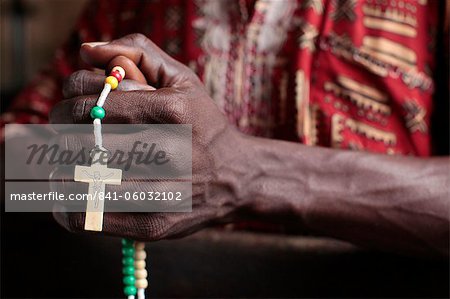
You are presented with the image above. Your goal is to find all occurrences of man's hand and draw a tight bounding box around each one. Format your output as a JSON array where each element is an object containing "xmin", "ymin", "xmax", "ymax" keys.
[
  {"xmin": 50, "ymin": 34, "xmax": 249, "ymax": 240},
  {"xmin": 50, "ymin": 34, "xmax": 449, "ymax": 258}
]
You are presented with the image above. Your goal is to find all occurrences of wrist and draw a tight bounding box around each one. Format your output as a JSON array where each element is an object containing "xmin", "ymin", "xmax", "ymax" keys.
[
  {"xmin": 214, "ymin": 133, "xmax": 311, "ymax": 224},
  {"xmin": 207, "ymin": 127, "xmax": 255, "ymax": 220}
]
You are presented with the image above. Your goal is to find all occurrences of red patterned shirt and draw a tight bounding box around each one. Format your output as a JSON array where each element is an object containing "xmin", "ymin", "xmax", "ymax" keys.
[{"xmin": 1, "ymin": 0, "xmax": 441, "ymax": 156}]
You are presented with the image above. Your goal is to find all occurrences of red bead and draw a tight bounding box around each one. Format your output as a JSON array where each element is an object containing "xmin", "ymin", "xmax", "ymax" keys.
[{"xmin": 110, "ymin": 70, "xmax": 123, "ymax": 82}]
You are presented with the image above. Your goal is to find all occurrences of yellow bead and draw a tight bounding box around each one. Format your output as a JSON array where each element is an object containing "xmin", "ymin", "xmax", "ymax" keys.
[
  {"xmin": 135, "ymin": 279, "xmax": 148, "ymax": 289},
  {"xmin": 112, "ymin": 66, "xmax": 126, "ymax": 79},
  {"xmin": 105, "ymin": 76, "xmax": 119, "ymax": 90},
  {"xmin": 134, "ymin": 250, "xmax": 146, "ymax": 260},
  {"xmin": 135, "ymin": 269, "xmax": 148, "ymax": 279},
  {"xmin": 134, "ymin": 260, "xmax": 146, "ymax": 269},
  {"xmin": 135, "ymin": 242, "xmax": 145, "ymax": 250}
]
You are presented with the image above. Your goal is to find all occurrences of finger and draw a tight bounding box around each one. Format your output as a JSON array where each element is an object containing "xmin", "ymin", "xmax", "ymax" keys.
[
  {"xmin": 52, "ymin": 181, "xmax": 193, "ymax": 240},
  {"xmin": 50, "ymin": 89, "xmax": 191, "ymax": 125},
  {"xmin": 107, "ymin": 55, "xmax": 147, "ymax": 84},
  {"xmin": 50, "ymin": 94, "xmax": 96, "ymax": 124},
  {"xmin": 53, "ymin": 210, "xmax": 208, "ymax": 241},
  {"xmin": 50, "ymin": 165, "xmax": 190, "ymax": 202},
  {"xmin": 101, "ymin": 211, "xmax": 208, "ymax": 240},
  {"xmin": 52, "ymin": 210, "xmax": 171, "ymax": 240},
  {"xmin": 48, "ymin": 131, "xmax": 191, "ymax": 177},
  {"xmin": 63, "ymin": 70, "xmax": 155, "ymax": 99},
  {"xmin": 80, "ymin": 34, "xmax": 201, "ymax": 88}
]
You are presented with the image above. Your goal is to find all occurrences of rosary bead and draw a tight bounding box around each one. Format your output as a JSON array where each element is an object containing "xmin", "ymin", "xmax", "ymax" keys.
[
  {"xmin": 135, "ymin": 242, "xmax": 145, "ymax": 250},
  {"xmin": 135, "ymin": 269, "xmax": 148, "ymax": 279},
  {"xmin": 123, "ymin": 266, "xmax": 135, "ymax": 276},
  {"xmin": 122, "ymin": 239, "xmax": 134, "ymax": 247},
  {"xmin": 135, "ymin": 278, "xmax": 148, "ymax": 289},
  {"xmin": 90, "ymin": 106, "xmax": 105, "ymax": 119},
  {"xmin": 123, "ymin": 275, "xmax": 136, "ymax": 286},
  {"xmin": 134, "ymin": 250, "xmax": 146, "ymax": 260},
  {"xmin": 112, "ymin": 66, "xmax": 126, "ymax": 79},
  {"xmin": 122, "ymin": 257, "xmax": 135, "ymax": 266},
  {"xmin": 124, "ymin": 285, "xmax": 137, "ymax": 296},
  {"xmin": 110, "ymin": 70, "xmax": 123, "ymax": 82},
  {"xmin": 122, "ymin": 247, "xmax": 135, "ymax": 257},
  {"xmin": 134, "ymin": 260, "xmax": 146, "ymax": 269},
  {"xmin": 105, "ymin": 76, "xmax": 119, "ymax": 90}
]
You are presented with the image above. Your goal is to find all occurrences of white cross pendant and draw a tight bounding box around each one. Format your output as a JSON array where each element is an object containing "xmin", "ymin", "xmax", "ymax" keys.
[{"xmin": 74, "ymin": 150, "xmax": 122, "ymax": 231}]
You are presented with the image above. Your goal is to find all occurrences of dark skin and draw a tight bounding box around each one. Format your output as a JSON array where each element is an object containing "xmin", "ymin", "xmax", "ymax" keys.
[{"xmin": 50, "ymin": 34, "xmax": 449, "ymax": 258}]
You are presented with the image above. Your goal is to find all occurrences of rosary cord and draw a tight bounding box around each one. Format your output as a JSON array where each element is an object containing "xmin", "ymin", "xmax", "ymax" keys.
[
  {"xmin": 91, "ymin": 66, "xmax": 125, "ymax": 149},
  {"xmin": 91, "ymin": 67, "xmax": 149, "ymax": 298},
  {"xmin": 97, "ymin": 83, "xmax": 112, "ymax": 107},
  {"xmin": 93, "ymin": 118, "xmax": 102, "ymax": 148},
  {"xmin": 91, "ymin": 66, "xmax": 149, "ymax": 298}
]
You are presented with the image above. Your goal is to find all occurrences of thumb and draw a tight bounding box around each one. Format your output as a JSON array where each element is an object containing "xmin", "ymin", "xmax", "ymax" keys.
[{"xmin": 80, "ymin": 34, "xmax": 200, "ymax": 88}]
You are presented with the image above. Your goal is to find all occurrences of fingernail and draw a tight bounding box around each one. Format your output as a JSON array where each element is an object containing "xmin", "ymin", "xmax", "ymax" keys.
[{"xmin": 81, "ymin": 41, "xmax": 109, "ymax": 48}]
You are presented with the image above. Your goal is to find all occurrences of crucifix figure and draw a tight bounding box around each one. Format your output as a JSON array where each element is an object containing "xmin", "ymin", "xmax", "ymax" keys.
[{"xmin": 74, "ymin": 150, "xmax": 122, "ymax": 231}]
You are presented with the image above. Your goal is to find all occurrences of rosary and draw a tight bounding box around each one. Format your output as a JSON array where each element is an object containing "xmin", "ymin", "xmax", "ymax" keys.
[{"xmin": 73, "ymin": 66, "xmax": 148, "ymax": 299}]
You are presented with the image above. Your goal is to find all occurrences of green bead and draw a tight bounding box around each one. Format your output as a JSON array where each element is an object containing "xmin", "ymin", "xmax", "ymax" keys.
[
  {"xmin": 123, "ymin": 275, "xmax": 136, "ymax": 286},
  {"xmin": 121, "ymin": 239, "xmax": 134, "ymax": 247},
  {"xmin": 122, "ymin": 265, "xmax": 135, "ymax": 276},
  {"xmin": 124, "ymin": 286, "xmax": 137, "ymax": 296},
  {"xmin": 90, "ymin": 106, "xmax": 105, "ymax": 119},
  {"xmin": 122, "ymin": 257, "xmax": 134, "ymax": 266},
  {"xmin": 122, "ymin": 247, "xmax": 135, "ymax": 257}
]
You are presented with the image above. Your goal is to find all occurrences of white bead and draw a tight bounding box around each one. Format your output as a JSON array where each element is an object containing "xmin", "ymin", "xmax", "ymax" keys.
[
  {"xmin": 135, "ymin": 269, "xmax": 148, "ymax": 279},
  {"xmin": 134, "ymin": 250, "xmax": 146, "ymax": 260},
  {"xmin": 112, "ymin": 66, "xmax": 125, "ymax": 79},
  {"xmin": 134, "ymin": 260, "xmax": 146, "ymax": 269},
  {"xmin": 135, "ymin": 278, "xmax": 148, "ymax": 289},
  {"xmin": 135, "ymin": 242, "xmax": 145, "ymax": 250}
]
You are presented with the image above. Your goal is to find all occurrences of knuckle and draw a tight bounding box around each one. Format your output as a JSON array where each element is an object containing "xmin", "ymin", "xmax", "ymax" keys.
[
  {"xmin": 49, "ymin": 98, "xmax": 77, "ymax": 124},
  {"xmin": 127, "ymin": 33, "xmax": 149, "ymax": 47},
  {"xmin": 176, "ymin": 71, "xmax": 204, "ymax": 93},
  {"xmin": 182, "ymin": 65, "xmax": 198, "ymax": 79},
  {"xmin": 179, "ymin": 70, "xmax": 199, "ymax": 87},
  {"xmin": 146, "ymin": 89, "xmax": 187, "ymax": 123},
  {"xmin": 167, "ymin": 100, "xmax": 188, "ymax": 122},
  {"xmin": 73, "ymin": 95, "xmax": 96, "ymax": 123},
  {"xmin": 139, "ymin": 215, "xmax": 168, "ymax": 240},
  {"xmin": 61, "ymin": 133, "xmax": 85, "ymax": 153},
  {"xmin": 63, "ymin": 70, "xmax": 88, "ymax": 98},
  {"xmin": 72, "ymin": 97, "xmax": 86, "ymax": 123}
]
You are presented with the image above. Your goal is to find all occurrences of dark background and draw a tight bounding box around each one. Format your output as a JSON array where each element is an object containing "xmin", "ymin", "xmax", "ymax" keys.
[
  {"xmin": 2, "ymin": 213, "xmax": 449, "ymax": 298},
  {"xmin": 1, "ymin": 1, "xmax": 449, "ymax": 298}
]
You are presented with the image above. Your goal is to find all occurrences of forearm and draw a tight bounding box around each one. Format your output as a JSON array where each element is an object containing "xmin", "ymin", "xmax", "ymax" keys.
[{"xmin": 226, "ymin": 135, "xmax": 449, "ymax": 258}]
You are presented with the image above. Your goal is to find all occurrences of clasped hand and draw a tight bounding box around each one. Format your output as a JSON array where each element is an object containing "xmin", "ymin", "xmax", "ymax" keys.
[{"xmin": 50, "ymin": 34, "xmax": 250, "ymax": 240}]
